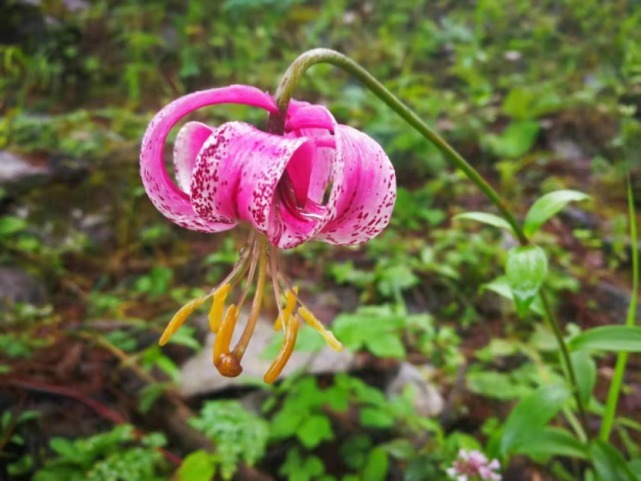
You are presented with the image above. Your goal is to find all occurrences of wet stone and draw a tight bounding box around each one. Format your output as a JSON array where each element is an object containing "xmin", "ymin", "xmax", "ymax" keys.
[
  {"xmin": 0, "ymin": 151, "xmax": 50, "ymax": 200},
  {"xmin": 385, "ymin": 362, "xmax": 444, "ymax": 418},
  {"xmin": 179, "ymin": 313, "xmax": 355, "ymax": 396},
  {"xmin": 0, "ymin": 266, "xmax": 47, "ymax": 307}
]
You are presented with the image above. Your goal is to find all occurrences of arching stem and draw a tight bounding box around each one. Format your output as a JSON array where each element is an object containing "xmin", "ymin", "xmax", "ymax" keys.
[{"xmin": 268, "ymin": 48, "xmax": 528, "ymax": 244}]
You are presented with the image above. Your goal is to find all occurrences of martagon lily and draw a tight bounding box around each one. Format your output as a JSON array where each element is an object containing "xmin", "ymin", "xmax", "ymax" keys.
[{"xmin": 140, "ymin": 84, "xmax": 396, "ymax": 383}]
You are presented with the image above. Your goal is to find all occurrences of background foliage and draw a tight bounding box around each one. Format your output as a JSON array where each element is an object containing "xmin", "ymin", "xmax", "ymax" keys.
[{"xmin": 1, "ymin": 0, "xmax": 640, "ymax": 480}]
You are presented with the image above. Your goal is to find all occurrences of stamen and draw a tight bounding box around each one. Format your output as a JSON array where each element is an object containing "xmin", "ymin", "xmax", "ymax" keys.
[
  {"xmin": 206, "ymin": 231, "xmax": 255, "ymax": 297},
  {"xmin": 159, "ymin": 297, "xmax": 205, "ymax": 346},
  {"xmin": 208, "ymin": 283, "xmax": 231, "ymax": 333},
  {"xmin": 298, "ymin": 306, "xmax": 343, "ymax": 351},
  {"xmin": 270, "ymin": 244, "xmax": 285, "ymax": 330},
  {"xmin": 213, "ymin": 304, "xmax": 239, "ymax": 370},
  {"xmin": 263, "ymin": 314, "xmax": 300, "ymax": 384},
  {"xmin": 233, "ymin": 236, "xmax": 268, "ymax": 360},
  {"xmin": 236, "ymin": 238, "xmax": 260, "ymax": 309},
  {"xmin": 275, "ymin": 287, "xmax": 298, "ymax": 331}
]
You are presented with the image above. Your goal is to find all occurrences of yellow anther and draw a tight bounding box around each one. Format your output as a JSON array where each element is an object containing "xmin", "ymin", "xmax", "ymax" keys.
[
  {"xmin": 209, "ymin": 284, "xmax": 231, "ymax": 333},
  {"xmin": 159, "ymin": 297, "xmax": 205, "ymax": 346},
  {"xmin": 298, "ymin": 306, "xmax": 343, "ymax": 351},
  {"xmin": 274, "ymin": 287, "xmax": 298, "ymax": 331},
  {"xmin": 264, "ymin": 314, "xmax": 300, "ymax": 384},
  {"xmin": 213, "ymin": 304, "xmax": 239, "ymax": 367}
]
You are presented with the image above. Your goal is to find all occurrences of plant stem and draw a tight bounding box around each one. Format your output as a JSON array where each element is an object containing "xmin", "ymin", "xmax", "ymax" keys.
[
  {"xmin": 599, "ymin": 177, "xmax": 639, "ymax": 441},
  {"xmin": 268, "ymin": 49, "xmax": 528, "ymax": 244},
  {"xmin": 540, "ymin": 290, "xmax": 589, "ymax": 429},
  {"xmin": 271, "ymin": 47, "xmax": 589, "ymax": 433}
]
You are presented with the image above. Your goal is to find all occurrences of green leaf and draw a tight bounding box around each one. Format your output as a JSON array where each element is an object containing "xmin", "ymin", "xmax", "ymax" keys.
[
  {"xmin": 570, "ymin": 351, "xmax": 596, "ymax": 406},
  {"xmin": 485, "ymin": 120, "xmax": 540, "ymax": 158},
  {"xmin": 138, "ymin": 383, "xmax": 167, "ymax": 414},
  {"xmin": 589, "ymin": 440, "xmax": 639, "ymax": 481},
  {"xmin": 505, "ymin": 245, "xmax": 548, "ymax": 317},
  {"xmin": 500, "ymin": 384, "xmax": 571, "ymax": 456},
  {"xmin": 568, "ymin": 326, "xmax": 641, "ymax": 353},
  {"xmin": 178, "ymin": 451, "xmax": 216, "ymax": 481},
  {"xmin": 453, "ymin": 212, "xmax": 515, "ymax": 234},
  {"xmin": 49, "ymin": 438, "xmax": 83, "ymax": 462},
  {"xmin": 360, "ymin": 407, "xmax": 395, "ymax": 428},
  {"xmin": 361, "ymin": 447, "xmax": 389, "ymax": 481},
  {"xmin": 629, "ymin": 460, "xmax": 641, "ymax": 475},
  {"xmin": 297, "ymin": 415, "xmax": 333, "ymax": 449},
  {"xmin": 0, "ymin": 216, "xmax": 27, "ymax": 236},
  {"xmin": 365, "ymin": 335, "xmax": 406, "ymax": 358},
  {"xmin": 481, "ymin": 276, "xmax": 544, "ymax": 316},
  {"xmin": 512, "ymin": 427, "xmax": 587, "ymax": 460},
  {"xmin": 523, "ymin": 190, "xmax": 590, "ymax": 237}
]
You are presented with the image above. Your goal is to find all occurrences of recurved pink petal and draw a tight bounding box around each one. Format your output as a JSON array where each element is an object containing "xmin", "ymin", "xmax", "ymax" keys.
[
  {"xmin": 285, "ymin": 101, "xmax": 336, "ymax": 132},
  {"xmin": 317, "ymin": 125, "xmax": 396, "ymax": 245},
  {"xmin": 174, "ymin": 121, "xmax": 213, "ymax": 194},
  {"xmin": 190, "ymin": 121, "xmax": 339, "ymax": 248},
  {"xmin": 140, "ymin": 85, "xmax": 278, "ymax": 232}
]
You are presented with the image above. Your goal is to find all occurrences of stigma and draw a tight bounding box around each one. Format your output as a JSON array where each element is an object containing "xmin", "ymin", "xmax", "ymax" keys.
[{"xmin": 158, "ymin": 232, "xmax": 343, "ymax": 383}]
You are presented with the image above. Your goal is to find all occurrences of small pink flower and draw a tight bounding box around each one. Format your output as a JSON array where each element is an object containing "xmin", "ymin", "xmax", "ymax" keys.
[
  {"xmin": 140, "ymin": 85, "xmax": 396, "ymax": 382},
  {"xmin": 446, "ymin": 450, "xmax": 502, "ymax": 481}
]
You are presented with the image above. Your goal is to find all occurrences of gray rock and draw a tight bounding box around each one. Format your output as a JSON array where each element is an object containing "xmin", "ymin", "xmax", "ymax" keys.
[
  {"xmin": 0, "ymin": 266, "xmax": 47, "ymax": 307},
  {"xmin": 0, "ymin": 151, "xmax": 49, "ymax": 199},
  {"xmin": 179, "ymin": 314, "xmax": 355, "ymax": 396},
  {"xmin": 385, "ymin": 362, "xmax": 444, "ymax": 418}
]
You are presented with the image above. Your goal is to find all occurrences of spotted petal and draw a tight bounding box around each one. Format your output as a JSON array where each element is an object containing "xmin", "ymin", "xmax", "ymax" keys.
[
  {"xmin": 191, "ymin": 121, "xmax": 339, "ymax": 248},
  {"xmin": 318, "ymin": 125, "xmax": 396, "ymax": 245},
  {"xmin": 140, "ymin": 85, "xmax": 278, "ymax": 232}
]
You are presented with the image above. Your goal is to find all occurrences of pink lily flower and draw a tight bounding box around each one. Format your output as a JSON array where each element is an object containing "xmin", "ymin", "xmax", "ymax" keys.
[{"xmin": 140, "ymin": 85, "xmax": 396, "ymax": 382}]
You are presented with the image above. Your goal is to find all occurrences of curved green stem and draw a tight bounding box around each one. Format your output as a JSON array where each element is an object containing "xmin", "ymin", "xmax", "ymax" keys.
[
  {"xmin": 540, "ymin": 290, "xmax": 589, "ymax": 429},
  {"xmin": 600, "ymin": 177, "xmax": 638, "ymax": 441},
  {"xmin": 272, "ymin": 47, "xmax": 588, "ymax": 434},
  {"xmin": 268, "ymin": 48, "xmax": 528, "ymax": 244}
]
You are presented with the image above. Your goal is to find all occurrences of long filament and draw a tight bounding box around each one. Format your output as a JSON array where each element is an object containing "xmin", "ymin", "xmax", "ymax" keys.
[
  {"xmin": 263, "ymin": 313, "xmax": 300, "ymax": 383},
  {"xmin": 233, "ymin": 236, "xmax": 268, "ymax": 360}
]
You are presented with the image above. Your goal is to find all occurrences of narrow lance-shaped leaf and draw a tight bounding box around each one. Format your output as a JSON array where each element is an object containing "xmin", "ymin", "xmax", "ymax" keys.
[
  {"xmin": 568, "ymin": 326, "xmax": 641, "ymax": 353},
  {"xmin": 570, "ymin": 350, "xmax": 596, "ymax": 407},
  {"xmin": 512, "ymin": 427, "xmax": 587, "ymax": 461},
  {"xmin": 453, "ymin": 212, "xmax": 515, "ymax": 235},
  {"xmin": 523, "ymin": 190, "xmax": 590, "ymax": 237},
  {"xmin": 506, "ymin": 245, "xmax": 548, "ymax": 317},
  {"xmin": 589, "ymin": 441, "xmax": 640, "ymax": 481},
  {"xmin": 500, "ymin": 383, "xmax": 571, "ymax": 456}
]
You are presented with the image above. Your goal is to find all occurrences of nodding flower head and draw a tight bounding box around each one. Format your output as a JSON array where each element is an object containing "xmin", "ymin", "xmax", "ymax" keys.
[
  {"xmin": 140, "ymin": 85, "xmax": 396, "ymax": 383},
  {"xmin": 446, "ymin": 450, "xmax": 502, "ymax": 481}
]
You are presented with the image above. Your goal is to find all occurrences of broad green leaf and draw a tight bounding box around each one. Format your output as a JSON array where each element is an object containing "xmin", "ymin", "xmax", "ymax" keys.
[
  {"xmin": 568, "ymin": 326, "xmax": 641, "ymax": 353},
  {"xmin": 361, "ymin": 447, "xmax": 389, "ymax": 481},
  {"xmin": 481, "ymin": 276, "xmax": 544, "ymax": 316},
  {"xmin": 366, "ymin": 335, "xmax": 406, "ymax": 358},
  {"xmin": 453, "ymin": 212, "xmax": 515, "ymax": 234},
  {"xmin": 512, "ymin": 427, "xmax": 587, "ymax": 460},
  {"xmin": 178, "ymin": 451, "xmax": 216, "ymax": 481},
  {"xmin": 485, "ymin": 120, "xmax": 540, "ymax": 158},
  {"xmin": 589, "ymin": 441, "xmax": 640, "ymax": 481},
  {"xmin": 500, "ymin": 384, "xmax": 571, "ymax": 456},
  {"xmin": 297, "ymin": 415, "xmax": 333, "ymax": 449},
  {"xmin": 523, "ymin": 190, "xmax": 590, "ymax": 237},
  {"xmin": 360, "ymin": 407, "xmax": 395, "ymax": 428},
  {"xmin": 570, "ymin": 351, "xmax": 596, "ymax": 406},
  {"xmin": 505, "ymin": 245, "xmax": 548, "ymax": 317},
  {"xmin": 629, "ymin": 460, "xmax": 641, "ymax": 475},
  {"xmin": 0, "ymin": 216, "xmax": 27, "ymax": 236}
]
